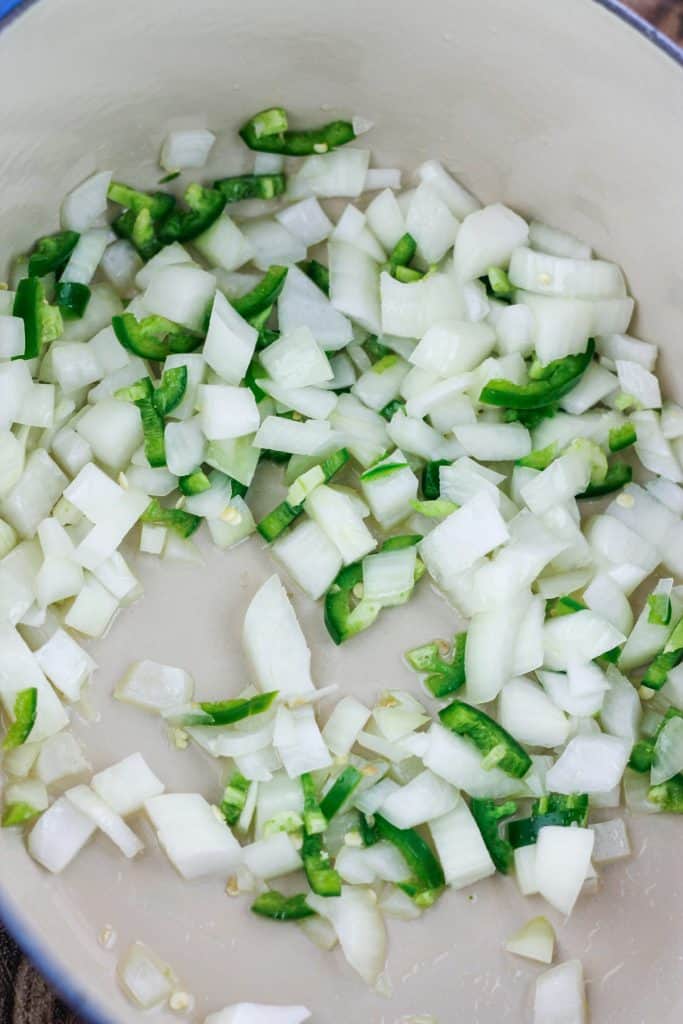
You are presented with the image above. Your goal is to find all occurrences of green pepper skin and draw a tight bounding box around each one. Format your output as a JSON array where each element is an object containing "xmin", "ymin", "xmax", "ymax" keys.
[
  {"xmin": 406, "ymin": 633, "xmax": 467, "ymax": 698},
  {"xmin": 257, "ymin": 448, "xmax": 350, "ymax": 541},
  {"xmin": 112, "ymin": 313, "xmax": 203, "ymax": 360},
  {"xmin": 439, "ymin": 701, "xmax": 532, "ymax": 779},
  {"xmin": 470, "ymin": 799, "xmax": 518, "ymax": 873},
  {"xmin": 373, "ymin": 813, "xmax": 445, "ymax": 893},
  {"xmin": 158, "ymin": 184, "xmax": 226, "ymax": 244},
  {"xmin": 507, "ymin": 793, "xmax": 589, "ymax": 848},
  {"xmin": 55, "ymin": 281, "xmax": 91, "ymax": 320},
  {"xmin": 251, "ymin": 891, "xmax": 315, "ymax": 921},
  {"xmin": 485, "ymin": 266, "xmax": 515, "ymax": 300},
  {"xmin": 421, "ymin": 459, "xmax": 450, "ymax": 500},
  {"xmin": 196, "ymin": 691, "xmax": 278, "ymax": 726},
  {"xmin": 319, "ymin": 766, "xmax": 363, "ymax": 821},
  {"xmin": 546, "ymin": 595, "xmax": 586, "ymax": 618},
  {"xmin": 141, "ymin": 499, "xmax": 201, "ymax": 537},
  {"xmin": 629, "ymin": 740, "xmax": 655, "ymax": 773},
  {"xmin": 389, "ymin": 233, "xmax": 417, "ymax": 274},
  {"xmin": 481, "ymin": 340, "xmax": 595, "ymax": 410},
  {"xmin": 214, "ymin": 173, "xmax": 286, "ymax": 203},
  {"xmin": 629, "ymin": 708, "xmax": 683, "ymax": 771},
  {"xmin": 240, "ymin": 114, "xmax": 356, "ymax": 155},
  {"xmin": 380, "ymin": 398, "xmax": 405, "ymax": 421},
  {"xmin": 1, "ymin": 802, "xmax": 41, "ymax": 828},
  {"xmin": 220, "ymin": 772, "xmax": 250, "ymax": 825},
  {"xmin": 3, "ymin": 688, "xmax": 38, "ymax": 751},
  {"xmin": 136, "ymin": 399, "xmax": 166, "ymax": 468},
  {"xmin": 302, "ymin": 833, "xmax": 342, "ymax": 897},
  {"xmin": 323, "ymin": 535, "xmax": 423, "ymax": 646},
  {"xmin": 232, "ymin": 266, "xmax": 288, "ymax": 320},
  {"xmin": 178, "ymin": 470, "xmax": 211, "ymax": 496},
  {"xmin": 516, "ymin": 442, "xmax": 558, "ymax": 470},
  {"xmin": 108, "ymin": 182, "xmax": 176, "ymax": 219},
  {"xmin": 609, "ymin": 422, "xmax": 637, "ymax": 452},
  {"xmin": 578, "ymin": 462, "xmax": 632, "ymax": 499},
  {"xmin": 648, "ymin": 774, "xmax": 683, "ymax": 812},
  {"xmin": 12, "ymin": 277, "xmax": 43, "ymax": 359},
  {"xmin": 299, "ymin": 259, "xmax": 330, "ymax": 295},
  {"xmin": 28, "ymin": 231, "xmax": 79, "ymax": 277},
  {"xmin": 153, "ymin": 365, "xmax": 188, "ymax": 417}
]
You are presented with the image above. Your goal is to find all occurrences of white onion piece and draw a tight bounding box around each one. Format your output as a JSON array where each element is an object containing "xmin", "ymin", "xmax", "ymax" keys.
[
  {"xmin": 35, "ymin": 732, "xmax": 90, "ymax": 785},
  {"xmin": 143, "ymin": 265, "xmax": 216, "ymax": 331},
  {"xmin": 419, "ymin": 491, "xmax": 509, "ymax": 586},
  {"xmin": 276, "ymin": 198, "xmax": 332, "ymax": 246},
  {"xmin": 411, "ymin": 320, "xmax": 496, "ymax": 376},
  {"xmin": 499, "ymin": 676, "xmax": 569, "ymax": 748},
  {"xmin": 509, "ymin": 246, "xmax": 625, "ymax": 299},
  {"xmin": 287, "ymin": 149, "xmax": 370, "ymax": 200},
  {"xmin": 423, "ymin": 725, "xmax": 520, "ymax": 800},
  {"xmin": 35, "ymin": 628, "xmax": 96, "ymax": 701},
  {"xmin": 272, "ymin": 518, "xmax": 342, "ymax": 601},
  {"xmin": 199, "ymin": 384, "xmax": 259, "ymax": 440},
  {"xmin": 596, "ymin": 332, "xmax": 657, "ymax": 371},
  {"xmin": 466, "ymin": 595, "xmax": 532, "ymax": 704},
  {"xmin": 545, "ymin": 735, "xmax": 630, "ymax": 794},
  {"xmin": 534, "ymin": 960, "xmax": 587, "ymax": 1024},
  {"xmin": 92, "ymin": 753, "xmax": 164, "ymax": 816},
  {"xmin": 364, "ymin": 168, "xmax": 401, "ymax": 192},
  {"xmin": 328, "ymin": 240, "xmax": 381, "ymax": 333},
  {"xmin": 66, "ymin": 785, "xmax": 143, "ymax": 858},
  {"xmin": 305, "ymin": 484, "xmax": 376, "ymax": 565},
  {"xmin": 600, "ymin": 666, "xmax": 641, "ymax": 743},
  {"xmin": 243, "ymin": 832, "xmax": 302, "ymax": 880},
  {"xmin": 378, "ymin": 770, "xmax": 457, "ymax": 828},
  {"xmin": 453, "ymin": 203, "xmax": 528, "ymax": 281},
  {"xmin": 652, "ymin": 714, "xmax": 683, "ymax": 785},
  {"xmin": 64, "ymin": 574, "xmax": 118, "ymax": 638},
  {"xmin": 61, "ymin": 170, "xmax": 112, "ymax": 232},
  {"xmin": 380, "ymin": 272, "xmax": 464, "ymax": 338},
  {"xmin": 278, "ymin": 265, "xmax": 352, "ymax": 351},
  {"xmin": 529, "ymin": 220, "xmax": 591, "ymax": 260},
  {"xmin": 514, "ymin": 845, "xmax": 539, "ymax": 896},
  {"xmin": 28, "ymin": 796, "xmax": 96, "ymax": 873},
  {"xmin": 145, "ymin": 793, "xmax": 242, "ymax": 879},
  {"xmin": 307, "ymin": 887, "xmax": 386, "ymax": 987},
  {"xmin": 405, "ymin": 182, "xmax": 459, "ymax": 264},
  {"xmin": 254, "ymin": 416, "xmax": 334, "ymax": 456},
  {"xmin": 365, "ymin": 189, "xmax": 406, "ymax": 251},
  {"xmin": 160, "ymin": 128, "xmax": 215, "ymax": 170},
  {"xmin": 416, "ymin": 159, "xmax": 480, "ymax": 218},
  {"xmin": 590, "ymin": 818, "xmax": 630, "ymax": 864},
  {"xmin": 203, "ymin": 290, "xmax": 257, "ymax": 385},
  {"xmin": 1, "ymin": 450, "xmax": 67, "ymax": 539},
  {"xmin": 505, "ymin": 916, "xmax": 555, "ymax": 964},
  {"xmin": 195, "ymin": 215, "xmax": 254, "ymax": 272},
  {"xmin": 535, "ymin": 826, "xmax": 594, "ymax": 915},
  {"xmin": 243, "ymin": 575, "xmax": 314, "ymax": 697},
  {"xmin": 118, "ymin": 941, "xmax": 177, "ymax": 1009},
  {"xmin": 329, "ymin": 393, "xmax": 388, "ymax": 467},
  {"xmin": 335, "ymin": 842, "xmax": 408, "ymax": 885},
  {"xmin": 543, "ymin": 611, "xmax": 625, "ymax": 671},
  {"xmin": 0, "ymin": 315, "xmax": 25, "ymax": 359},
  {"xmin": 429, "ymin": 801, "xmax": 495, "ymax": 889},
  {"xmin": 115, "ymin": 659, "xmax": 194, "ymax": 711}
]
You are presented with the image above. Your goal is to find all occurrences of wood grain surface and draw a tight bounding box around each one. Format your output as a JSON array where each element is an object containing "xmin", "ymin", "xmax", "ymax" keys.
[{"xmin": 0, "ymin": 1, "xmax": 681, "ymax": 1021}]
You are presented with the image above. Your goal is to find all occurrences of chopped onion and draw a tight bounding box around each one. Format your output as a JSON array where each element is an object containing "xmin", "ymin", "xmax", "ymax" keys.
[
  {"xmin": 160, "ymin": 128, "xmax": 215, "ymax": 171},
  {"xmin": 118, "ymin": 941, "xmax": 177, "ymax": 1009},
  {"xmin": 505, "ymin": 915, "xmax": 555, "ymax": 964}
]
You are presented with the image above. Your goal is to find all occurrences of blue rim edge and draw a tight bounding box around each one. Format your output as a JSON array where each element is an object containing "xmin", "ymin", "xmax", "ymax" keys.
[{"xmin": 0, "ymin": 0, "xmax": 680, "ymax": 1021}]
